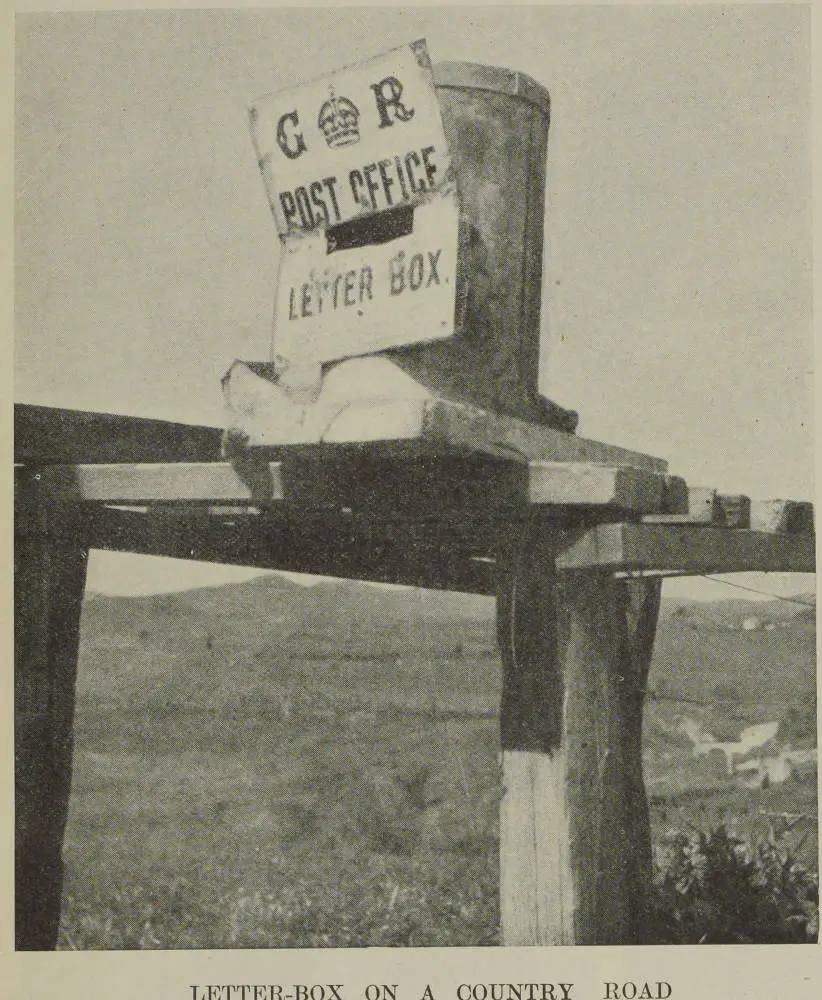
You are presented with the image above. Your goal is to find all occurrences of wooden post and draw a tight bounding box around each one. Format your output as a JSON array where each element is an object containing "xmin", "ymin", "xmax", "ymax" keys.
[
  {"xmin": 15, "ymin": 472, "xmax": 88, "ymax": 950},
  {"xmin": 497, "ymin": 517, "xmax": 661, "ymax": 945}
]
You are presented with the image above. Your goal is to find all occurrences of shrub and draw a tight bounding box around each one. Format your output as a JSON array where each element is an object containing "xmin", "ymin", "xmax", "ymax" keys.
[{"xmin": 648, "ymin": 823, "xmax": 818, "ymax": 943}]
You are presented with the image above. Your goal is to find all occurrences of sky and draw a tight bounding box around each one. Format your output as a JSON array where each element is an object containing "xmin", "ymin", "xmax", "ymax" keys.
[{"xmin": 14, "ymin": 6, "xmax": 815, "ymax": 599}]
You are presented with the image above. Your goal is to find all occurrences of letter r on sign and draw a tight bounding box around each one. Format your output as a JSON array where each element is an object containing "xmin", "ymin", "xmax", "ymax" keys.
[{"xmin": 370, "ymin": 77, "xmax": 415, "ymax": 128}]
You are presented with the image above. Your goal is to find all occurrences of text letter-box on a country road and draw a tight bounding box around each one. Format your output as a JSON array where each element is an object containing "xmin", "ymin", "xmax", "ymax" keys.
[{"xmin": 250, "ymin": 40, "xmax": 460, "ymax": 365}]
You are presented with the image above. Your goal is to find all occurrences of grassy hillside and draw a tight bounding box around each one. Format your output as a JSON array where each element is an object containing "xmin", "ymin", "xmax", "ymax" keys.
[{"xmin": 58, "ymin": 576, "xmax": 816, "ymax": 948}]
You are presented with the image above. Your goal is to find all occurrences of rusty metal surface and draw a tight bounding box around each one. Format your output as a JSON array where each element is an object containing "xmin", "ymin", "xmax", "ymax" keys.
[
  {"xmin": 433, "ymin": 61, "xmax": 551, "ymax": 114},
  {"xmin": 383, "ymin": 65, "xmax": 557, "ymax": 424}
]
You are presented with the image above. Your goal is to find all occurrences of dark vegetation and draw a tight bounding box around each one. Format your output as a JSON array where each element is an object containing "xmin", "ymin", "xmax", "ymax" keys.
[
  {"xmin": 649, "ymin": 823, "xmax": 818, "ymax": 944},
  {"xmin": 58, "ymin": 576, "xmax": 817, "ymax": 947}
]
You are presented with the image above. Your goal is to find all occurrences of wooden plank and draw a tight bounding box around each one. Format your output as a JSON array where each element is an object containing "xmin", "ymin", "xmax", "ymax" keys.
[
  {"xmin": 645, "ymin": 487, "xmax": 726, "ymax": 526},
  {"xmin": 80, "ymin": 505, "xmax": 501, "ymax": 595},
  {"xmin": 556, "ymin": 522, "xmax": 816, "ymax": 575},
  {"xmin": 661, "ymin": 475, "xmax": 689, "ymax": 514},
  {"xmin": 83, "ymin": 504, "xmax": 815, "ymax": 587},
  {"xmin": 645, "ymin": 489, "xmax": 812, "ymax": 533},
  {"xmin": 15, "ymin": 403, "xmax": 222, "ymax": 465},
  {"xmin": 499, "ymin": 752, "xmax": 575, "ymax": 943},
  {"xmin": 716, "ymin": 493, "xmax": 751, "ymax": 529},
  {"xmin": 15, "ymin": 482, "xmax": 88, "ymax": 949},
  {"xmin": 24, "ymin": 456, "xmax": 524, "ymax": 512},
  {"xmin": 688, "ymin": 487, "xmax": 721, "ymax": 522},
  {"xmin": 225, "ymin": 363, "xmax": 667, "ymax": 472},
  {"xmin": 420, "ymin": 399, "xmax": 667, "ymax": 472},
  {"xmin": 269, "ymin": 446, "xmax": 528, "ymax": 514},
  {"xmin": 750, "ymin": 499, "xmax": 814, "ymax": 535},
  {"xmin": 25, "ymin": 453, "xmax": 677, "ymax": 513},
  {"xmin": 236, "ymin": 447, "xmax": 672, "ymax": 513},
  {"xmin": 528, "ymin": 462, "xmax": 684, "ymax": 513},
  {"xmin": 497, "ymin": 523, "xmax": 661, "ymax": 944},
  {"xmin": 30, "ymin": 462, "xmax": 276, "ymax": 504}
]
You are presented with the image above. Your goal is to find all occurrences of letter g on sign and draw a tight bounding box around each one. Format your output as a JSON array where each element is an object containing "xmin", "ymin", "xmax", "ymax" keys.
[{"xmin": 277, "ymin": 110, "xmax": 307, "ymax": 159}]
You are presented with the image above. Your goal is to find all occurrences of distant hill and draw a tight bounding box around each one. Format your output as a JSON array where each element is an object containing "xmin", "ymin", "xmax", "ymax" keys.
[
  {"xmin": 83, "ymin": 573, "xmax": 494, "ymax": 626},
  {"xmin": 84, "ymin": 573, "xmax": 813, "ymax": 631},
  {"xmin": 660, "ymin": 592, "xmax": 815, "ymax": 630},
  {"xmin": 81, "ymin": 573, "xmax": 496, "ymax": 661},
  {"xmin": 81, "ymin": 573, "xmax": 814, "ymax": 673}
]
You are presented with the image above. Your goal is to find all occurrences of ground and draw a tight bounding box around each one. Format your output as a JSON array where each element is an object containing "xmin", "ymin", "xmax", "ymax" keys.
[{"xmin": 58, "ymin": 576, "xmax": 817, "ymax": 948}]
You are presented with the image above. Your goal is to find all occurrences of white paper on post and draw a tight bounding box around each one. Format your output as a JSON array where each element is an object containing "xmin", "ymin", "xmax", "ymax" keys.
[{"xmin": 249, "ymin": 40, "xmax": 460, "ymax": 365}]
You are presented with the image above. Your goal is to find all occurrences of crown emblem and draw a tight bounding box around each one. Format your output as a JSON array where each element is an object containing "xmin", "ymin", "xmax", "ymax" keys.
[{"xmin": 318, "ymin": 92, "xmax": 361, "ymax": 149}]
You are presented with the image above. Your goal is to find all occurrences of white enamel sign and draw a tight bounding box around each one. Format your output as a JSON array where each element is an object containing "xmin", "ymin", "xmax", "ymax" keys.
[
  {"xmin": 250, "ymin": 40, "xmax": 460, "ymax": 365},
  {"xmin": 273, "ymin": 196, "xmax": 459, "ymax": 364}
]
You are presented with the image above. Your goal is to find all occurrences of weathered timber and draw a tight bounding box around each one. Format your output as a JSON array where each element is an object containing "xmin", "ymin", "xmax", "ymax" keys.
[
  {"xmin": 716, "ymin": 493, "xmax": 752, "ymax": 529},
  {"xmin": 223, "ymin": 363, "xmax": 666, "ymax": 472},
  {"xmin": 26, "ymin": 455, "xmax": 680, "ymax": 515},
  {"xmin": 15, "ymin": 403, "xmax": 222, "ymax": 465},
  {"xmin": 529, "ymin": 462, "xmax": 686, "ymax": 513},
  {"xmin": 80, "ymin": 505, "xmax": 502, "ymax": 595},
  {"xmin": 556, "ymin": 522, "xmax": 815, "ymax": 574},
  {"xmin": 420, "ymin": 399, "xmax": 667, "ymax": 470},
  {"xmin": 21, "ymin": 453, "xmax": 812, "ymax": 580},
  {"xmin": 645, "ymin": 489, "xmax": 815, "ymax": 533},
  {"xmin": 497, "ymin": 518, "xmax": 661, "ymax": 943},
  {"xmin": 644, "ymin": 486, "xmax": 721, "ymax": 525},
  {"xmin": 225, "ymin": 443, "xmax": 531, "ymax": 513},
  {"xmin": 15, "ymin": 479, "xmax": 88, "ymax": 949},
  {"xmin": 688, "ymin": 487, "xmax": 721, "ymax": 522},
  {"xmin": 28, "ymin": 462, "xmax": 276, "ymax": 504},
  {"xmin": 662, "ymin": 475, "xmax": 690, "ymax": 514},
  {"xmin": 750, "ymin": 499, "xmax": 815, "ymax": 535}
]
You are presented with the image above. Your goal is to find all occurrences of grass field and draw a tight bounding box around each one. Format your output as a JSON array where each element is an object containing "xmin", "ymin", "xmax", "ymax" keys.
[{"xmin": 57, "ymin": 575, "xmax": 817, "ymax": 948}]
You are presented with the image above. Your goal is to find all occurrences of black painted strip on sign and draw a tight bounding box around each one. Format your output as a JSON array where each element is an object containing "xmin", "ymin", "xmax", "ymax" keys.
[{"xmin": 326, "ymin": 204, "xmax": 414, "ymax": 254}]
